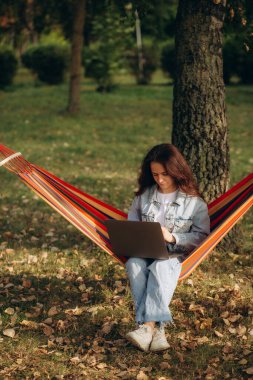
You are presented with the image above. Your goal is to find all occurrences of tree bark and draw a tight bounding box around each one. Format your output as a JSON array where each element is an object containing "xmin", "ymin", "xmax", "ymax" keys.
[
  {"xmin": 173, "ymin": 0, "xmax": 229, "ymax": 203},
  {"xmin": 67, "ymin": 0, "xmax": 86, "ymax": 114}
]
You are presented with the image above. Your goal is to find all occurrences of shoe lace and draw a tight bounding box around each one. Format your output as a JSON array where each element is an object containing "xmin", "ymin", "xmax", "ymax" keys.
[
  {"xmin": 155, "ymin": 327, "xmax": 165, "ymax": 338},
  {"xmin": 138, "ymin": 324, "xmax": 152, "ymax": 334}
]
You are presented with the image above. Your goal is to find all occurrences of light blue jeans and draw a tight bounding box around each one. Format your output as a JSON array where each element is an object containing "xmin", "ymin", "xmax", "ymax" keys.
[{"xmin": 126, "ymin": 256, "xmax": 182, "ymax": 324}]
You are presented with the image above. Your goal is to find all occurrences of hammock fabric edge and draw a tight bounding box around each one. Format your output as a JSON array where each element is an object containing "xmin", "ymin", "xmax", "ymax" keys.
[{"xmin": 1, "ymin": 144, "xmax": 252, "ymax": 281}]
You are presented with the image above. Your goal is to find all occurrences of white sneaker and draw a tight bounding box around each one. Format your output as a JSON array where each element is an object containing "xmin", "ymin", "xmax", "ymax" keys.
[
  {"xmin": 150, "ymin": 327, "xmax": 170, "ymax": 352},
  {"xmin": 126, "ymin": 325, "xmax": 153, "ymax": 352}
]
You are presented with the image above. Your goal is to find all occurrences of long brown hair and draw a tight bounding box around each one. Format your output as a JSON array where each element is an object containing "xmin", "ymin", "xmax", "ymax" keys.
[{"xmin": 135, "ymin": 143, "xmax": 200, "ymax": 196}]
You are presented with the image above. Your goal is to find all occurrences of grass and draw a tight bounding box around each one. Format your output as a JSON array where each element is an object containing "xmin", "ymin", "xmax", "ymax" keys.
[{"xmin": 0, "ymin": 69, "xmax": 252, "ymax": 379}]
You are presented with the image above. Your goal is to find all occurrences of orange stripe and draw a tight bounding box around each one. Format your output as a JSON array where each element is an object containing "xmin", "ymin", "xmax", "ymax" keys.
[
  {"xmin": 31, "ymin": 172, "xmax": 108, "ymax": 236},
  {"xmin": 179, "ymin": 195, "xmax": 252, "ymax": 280},
  {"xmin": 33, "ymin": 164, "xmax": 127, "ymax": 220},
  {"xmin": 209, "ymin": 179, "xmax": 252, "ymax": 215},
  {"xmin": 182, "ymin": 196, "xmax": 252, "ymax": 273},
  {"xmin": 181, "ymin": 199, "xmax": 252, "ymax": 275},
  {"xmin": 65, "ymin": 187, "xmax": 127, "ymax": 221},
  {"xmin": 21, "ymin": 173, "xmax": 110, "ymax": 242},
  {"xmin": 21, "ymin": 177, "xmax": 125, "ymax": 264}
]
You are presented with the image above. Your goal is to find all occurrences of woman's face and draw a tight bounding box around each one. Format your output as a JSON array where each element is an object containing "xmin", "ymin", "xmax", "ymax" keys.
[{"xmin": 150, "ymin": 161, "xmax": 177, "ymax": 193}]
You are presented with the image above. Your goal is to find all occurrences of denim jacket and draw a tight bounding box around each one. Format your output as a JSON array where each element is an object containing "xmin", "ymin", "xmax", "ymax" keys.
[{"xmin": 128, "ymin": 186, "xmax": 210, "ymax": 256}]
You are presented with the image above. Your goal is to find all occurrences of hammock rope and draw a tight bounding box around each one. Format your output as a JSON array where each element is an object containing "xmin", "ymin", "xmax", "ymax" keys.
[{"xmin": 1, "ymin": 144, "xmax": 252, "ymax": 280}]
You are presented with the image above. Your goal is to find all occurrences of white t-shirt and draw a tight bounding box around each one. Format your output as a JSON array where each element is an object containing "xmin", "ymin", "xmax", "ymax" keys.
[{"xmin": 154, "ymin": 190, "xmax": 177, "ymax": 226}]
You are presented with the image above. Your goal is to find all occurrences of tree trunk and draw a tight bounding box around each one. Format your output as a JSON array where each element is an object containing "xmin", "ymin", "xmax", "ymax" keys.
[
  {"xmin": 67, "ymin": 0, "xmax": 86, "ymax": 114},
  {"xmin": 26, "ymin": 0, "xmax": 36, "ymax": 44},
  {"xmin": 172, "ymin": 0, "xmax": 229, "ymax": 204},
  {"xmin": 135, "ymin": 9, "xmax": 144, "ymax": 84}
]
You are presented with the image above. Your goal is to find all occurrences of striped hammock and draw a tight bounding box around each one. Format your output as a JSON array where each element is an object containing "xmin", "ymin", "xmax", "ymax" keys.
[{"xmin": 1, "ymin": 144, "xmax": 252, "ymax": 281}]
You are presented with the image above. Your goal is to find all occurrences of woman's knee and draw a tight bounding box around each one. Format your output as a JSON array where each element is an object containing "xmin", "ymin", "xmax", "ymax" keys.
[
  {"xmin": 125, "ymin": 257, "xmax": 149, "ymax": 272},
  {"xmin": 149, "ymin": 257, "xmax": 181, "ymax": 278}
]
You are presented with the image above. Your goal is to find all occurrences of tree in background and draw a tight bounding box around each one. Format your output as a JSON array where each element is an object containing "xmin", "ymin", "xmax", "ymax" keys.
[
  {"xmin": 83, "ymin": 3, "xmax": 133, "ymax": 92},
  {"xmin": 67, "ymin": 0, "xmax": 86, "ymax": 113}
]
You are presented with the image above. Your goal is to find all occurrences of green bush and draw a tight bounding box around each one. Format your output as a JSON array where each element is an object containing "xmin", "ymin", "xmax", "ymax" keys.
[
  {"xmin": 239, "ymin": 50, "xmax": 253, "ymax": 84},
  {"xmin": 127, "ymin": 45, "xmax": 159, "ymax": 85},
  {"xmin": 83, "ymin": 48, "xmax": 115, "ymax": 92},
  {"xmin": 83, "ymin": 4, "xmax": 133, "ymax": 92},
  {"xmin": 160, "ymin": 43, "xmax": 176, "ymax": 81},
  {"xmin": 223, "ymin": 37, "xmax": 253, "ymax": 85},
  {"xmin": 0, "ymin": 46, "xmax": 18, "ymax": 88},
  {"xmin": 223, "ymin": 38, "xmax": 241, "ymax": 84},
  {"xmin": 22, "ymin": 43, "xmax": 70, "ymax": 85}
]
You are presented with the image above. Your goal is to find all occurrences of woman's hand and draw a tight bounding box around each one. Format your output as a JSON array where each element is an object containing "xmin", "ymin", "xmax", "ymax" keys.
[{"xmin": 161, "ymin": 226, "xmax": 176, "ymax": 244}]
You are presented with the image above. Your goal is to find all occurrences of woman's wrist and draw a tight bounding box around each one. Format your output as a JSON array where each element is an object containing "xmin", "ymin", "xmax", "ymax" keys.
[
  {"xmin": 161, "ymin": 227, "xmax": 176, "ymax": 244},
  {"xmin": 168, "ymin": 233, "xmax": 176, "ymax": 244}
]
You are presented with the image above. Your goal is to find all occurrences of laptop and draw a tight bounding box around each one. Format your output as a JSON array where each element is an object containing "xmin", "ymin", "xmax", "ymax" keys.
[{"xmin": 104, "ymin": 220, "xmax": 170, "ymax": 259}]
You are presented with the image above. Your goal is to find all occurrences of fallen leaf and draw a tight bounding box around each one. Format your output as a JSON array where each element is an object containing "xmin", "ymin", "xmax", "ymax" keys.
[
  {"xmin": 189, "ymin": 303, "xmax": 205, "ymax": 315},
  {"xmin": 244, "ymin": 367, "xmax": 253, "ymax": 375},
  {"xmin": 117, "ymin": 371, "xmax": 129, "ymax": 378},
  {"xmin": 48, "ymin": 306, "xmax": 59, "ymax": 316},
  {"xmin": 20, "ymin": 320, "xmax": 39, "ymax": 330},
  {"xmin": 65, "ymin": 306, "xmax": 85, "ymax": 316},
  {"xmin": 41, "ymin": 251, "xmax": 48, "ymax": 260},
  {"xmin": 223, "ymin": 342, "xmax": 232, "ymax": 353},
  {"xmin": 197, "ymin": 336, "xmax": 209, "ymax": 343},
  {"xmin": 237, "ymin": 325, "xmax": 247, "ymax": 336},
  {"xmin": 220, "ymin": 311, "xmax": 229, "ymax": 318},
  {"xmin": 140, "ymin": 367, "xmax": 152, "ymax": 372},
  {"xmin": 200, "ymin": 318, "xmax": 212, "ymax": 330},
  {"xmin": 159, "ymin": 362, "xmax": 171, "ymax": 370},
  {"xmin": 43, "ymin": 325, "xmax": 54, "ymax": 336},
  {"xmin": 3, "ymin": 328, "xmax": 15, "ymax": 338},
  {"xmin": 70, "ymin": 356, "xmax": 81, "ymax": 365},
  {"xmin": 214, "ymin": 330, "xmax": 224, "ymax": 338},
  {"xmin": 43, "ymin": 318, "xmax": 53, "ymax": 325},
  {"xmin": 3, "ymin": 231, "xmax": 13, "ymax": 238},
  {"xmin": 79, "ymin": 284, "xmax": 86, "ymax": 291},
  {"xmin": 10, "ymin": 314, "xmax": 17, "ymax": 326},
  {"xmin": 177, "ymin": 332, "xmax": 186, "ymax": 340},
  {"xmin": 176, "ymin": 352, "xmax": 184, "ymax": 363},
  {"xmin": 22, "ymin": 279, "xmax": 32, "ymax": 288},
  {"xmin": 5, "ymin": 248, "xmax": 15, "ymax": 254},
  {"xmin": 28, "ymin": 255, "xmax": 38, "ymax": 264},
  {"xmin": 223, "ymin": 318, "xmax": 230, "ymax": 326},
  {"xmin": 26, "ymin": 295, "xmax": 36, "ymax": 301},
  {"xmin": 97, "ymin": 363, "xmax": 107, "ymax": 369},
  {"xmin": 228, "ymin": 327, "xmax": 236, "ymax": 334},
  {"xmin": 228, "ymin": 314, "xmax": 241, "ymax": 323},
  {"xmin": 101, "ymin": 322, "xmax": 114, "ymax": 335},
  {"xmin": 4, "ymin": 307, "xmax": 15, "ymax": 315},
  {"xmin": 81, "ymin": 293, "xmax": 89, "ymax": 302}
]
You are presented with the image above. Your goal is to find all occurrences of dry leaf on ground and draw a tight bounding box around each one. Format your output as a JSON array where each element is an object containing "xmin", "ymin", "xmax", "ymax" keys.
[
  {"xmin": 3, "ymin": 328, "xmax": 15, "ymax": 338},
  {"xmin": 244, "ymin": 367, "xmax": 253, "ymax": 375},
  {"xmin": 4, "ymin": 307, "xmax": 15, "ymax": 315},
  {"xmin": 136, "ymin": 370, "xmax": 149, "ymax": 380}
]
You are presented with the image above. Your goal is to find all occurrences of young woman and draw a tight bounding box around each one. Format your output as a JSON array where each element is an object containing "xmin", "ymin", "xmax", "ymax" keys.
[{"xmin": 126, "ymin": 143, "xmax": 210, "ymax": 352}]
